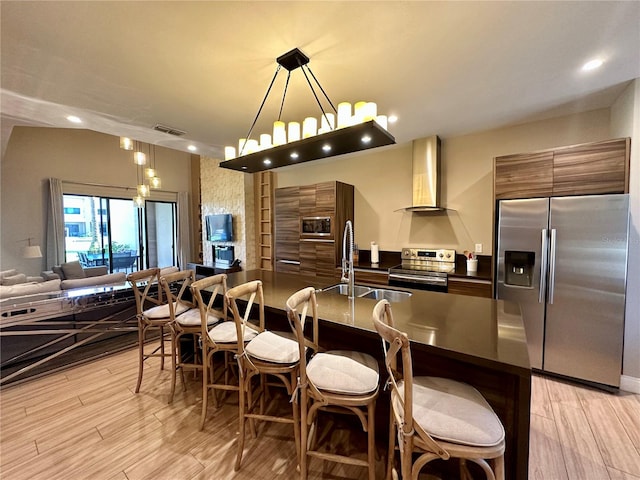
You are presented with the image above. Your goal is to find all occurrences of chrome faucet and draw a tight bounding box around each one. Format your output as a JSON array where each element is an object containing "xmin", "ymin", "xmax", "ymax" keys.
[{"xmin": 341, "ymin": 220, "xmax": 355, "ymax": 299}]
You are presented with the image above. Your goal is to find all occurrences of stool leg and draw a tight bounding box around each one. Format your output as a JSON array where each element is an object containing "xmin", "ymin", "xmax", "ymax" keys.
[
  {"xmin": 168, "ymin": 327, "xmax": 177, "ymax": 404},
  {"xmin": 159, "ymin": 325, "xmax": 165, "ymax": 370},
  {"xmin": 386, "ymin": 406, "xmax": 395, "ymax": 480},
  {"xmin": 291, "ymin": 371, "xmax": 301, "ymax": 470},
  {"xmin": 367, "ymin": 400, "xmax": 376, "ymax": 480},
  {"xmin": 200, "ymin": 345, "xmax": 209, "ymax": 431},
  {"xmin": 300, "ymin": 387, "xmax": 309, "ymax": 480},
  {"xmin": 235, "ymin": 361, "xmax": 247, "ymax": 471},
  {"xmin": 135, "ymin": 317, "xmax": 145, "ymax": 393}
]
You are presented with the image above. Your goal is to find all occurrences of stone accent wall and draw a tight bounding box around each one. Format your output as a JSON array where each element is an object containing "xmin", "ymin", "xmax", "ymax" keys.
[{"xmin": 200, "ymin": 157, "xmax": 255, "ymax": 269}]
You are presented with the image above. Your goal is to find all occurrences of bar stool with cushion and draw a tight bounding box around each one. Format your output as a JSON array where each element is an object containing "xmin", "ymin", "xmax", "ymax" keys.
[
  {"xmin": 191, "ymin": 273, "xmax": 257, "ymax": 430},
  {"xmin": 159, "ymin": 269, "xmax": 221, "ymax": 404},
  {"xmin": 227, "ymin": 280, "xmax": 301, "ymax": 471},
  {"xmin": 286, "ymin": 287, "xmax": 380, "ymax": 480},
  {"xmin": 127, "ymin": 267, "xmax": 172, "ymax": 393},
  {"xmin": 372, "ymin": 299, "xmax": 506, "ymax": 480}
]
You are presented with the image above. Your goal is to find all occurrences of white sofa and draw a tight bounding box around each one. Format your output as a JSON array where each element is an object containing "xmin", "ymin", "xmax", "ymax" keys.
[{"xmin": 0, "ymin": 262, "xmax": 126, "ymax": 299}]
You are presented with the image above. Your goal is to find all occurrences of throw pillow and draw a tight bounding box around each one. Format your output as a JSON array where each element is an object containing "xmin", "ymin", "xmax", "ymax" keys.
[
  {"xmin": 0, "ymin": 269, "xmax": 18, "ymax": 279},
  {"xmin": 61, "ymin": 261, "xmax": 86, "ymax": 280},
  {"xmin": 2, "ymin": 273, "xmax": 27, "ymax": 285}
]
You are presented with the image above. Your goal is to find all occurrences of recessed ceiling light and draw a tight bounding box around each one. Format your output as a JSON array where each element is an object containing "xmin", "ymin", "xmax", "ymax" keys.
[
  {"xmin": 582, "ymin": 59, "xmax": 603, "ymax": 71},
  {"xmin": 241, "ymin": 166, "xmax": 247, "ymax": 170},
  {"xmin": 361, "ymin": 135, "xmax": 372, "ymax": 144},
  {"xmin": 66, "ymin": 115, "xmax": 82, "ymax": 124},
  {"xmin": 322, "ymin": 144, "xmax": 331, "ymax": 152},
  {"xmin": 290, "ymin": 152, "xmax": 299, "ymax": 159},
  {"xmin": 187, "ymin": 145, "xmax": 197, "ymax": 152},
  {"xmin": 388, "ymin": 115, "xmax": 398, "ymax": 123},
  {"xmin": 263, "ymin": 159, "xmax": 272, "ymax": 165}
]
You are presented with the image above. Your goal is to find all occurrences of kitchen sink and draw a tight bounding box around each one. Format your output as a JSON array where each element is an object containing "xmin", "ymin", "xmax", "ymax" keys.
[
  {"xmin": 321, "ymin": 284, "xmax": 372, "ymax": 297},
  {"xmin": 359, "ymin": 288, "xmax": 412, "ymax": 302},
  {"xmin": 321, "ymin": 284, "xmax": 412, "ymax": 302}
]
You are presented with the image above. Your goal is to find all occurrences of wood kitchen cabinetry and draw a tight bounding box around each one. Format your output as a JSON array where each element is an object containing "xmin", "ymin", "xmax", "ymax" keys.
[
  {"xmin": 448, "ymin": 277, "xmax": 492, "ymax": 298},
  {"xmin": 275, "ymin": 181, "xmax": 354, "ymax": 277},
  {"xmin": 274, "ymin": 186, "xmax": 300, "ymax": 274},
  {"xmin": 354, "ymin": 268, "xmax": 389, "ymax": 286},
  {"xmin": 494, "ymin": 138, "xmax": 630, "ymax": 200}
]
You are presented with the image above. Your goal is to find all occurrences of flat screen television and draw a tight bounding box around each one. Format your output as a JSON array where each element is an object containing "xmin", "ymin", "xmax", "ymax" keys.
[{"xmin": 206, "ymin": 214, "xmax": 233, "ymax": 242}]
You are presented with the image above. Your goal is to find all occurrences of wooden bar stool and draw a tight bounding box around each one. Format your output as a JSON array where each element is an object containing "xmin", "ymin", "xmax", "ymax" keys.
[
  {"xmin": 191, "ymin": 273, "xmax": 258, "ymax": 430},
  {"xmin": 127, "ymin": 267, "xmax": 172, "ymax": 394},
  {"xmin": 372, "ymin": 299, "xmax": 506, "ymax": 480},
  {"xmin": 227, "ymin": 280, "xmax": 301, "ymax": 471},
  {"xmin": 286, "ymin": 287, "xmax": 380, "ymax": 480},
  {"xmin": 159, "ymin": 269, "xmax": 220, "ymax": 404}
]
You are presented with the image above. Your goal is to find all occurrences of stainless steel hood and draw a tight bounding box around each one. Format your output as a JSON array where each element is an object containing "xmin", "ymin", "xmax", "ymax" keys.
[{"xmin": 403, "ymin": 135, "xmax": 445, "ymax": 212}]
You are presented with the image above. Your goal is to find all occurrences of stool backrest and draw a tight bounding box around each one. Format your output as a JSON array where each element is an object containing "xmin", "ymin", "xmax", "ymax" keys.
[
  {"xmin": 285, "ymin": 286, "xmax": 320, "ymax": 385},
  {"xmin": 191, "ymin": 273, "xmax": 228, "ymax": 340},
  {"xmin": 159, "ymin": 269, "xmax": 196, "ymax": 318},
  {"xmin": 127, "ymin": 267, "xmax": 162, "ymax": 315},
  {"xmin": 225, "ymin": 280, "xmax": 264, "ymax": 355}
]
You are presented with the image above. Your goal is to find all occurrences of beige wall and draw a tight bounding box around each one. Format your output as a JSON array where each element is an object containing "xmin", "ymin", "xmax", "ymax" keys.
[
  {"xmin": 611, "ymin": 79, "xmax": 640, "ymax": 385},
  {"xmin": 0, "ymin": 127, "xmax": 193, "ymax": 275},
  {"xmin": 276, "ymin": 108, "xmax": 612, "ymax": 255},
  {"xmin": 199, "ymin": 157, "xmax": 255, "ymax": 269}
]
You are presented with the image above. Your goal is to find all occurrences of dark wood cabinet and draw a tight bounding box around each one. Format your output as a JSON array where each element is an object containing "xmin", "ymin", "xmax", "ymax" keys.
[
  {"xmin": 274, "ymin": 186, "xmax": 301, "ymax": 274},
  {"xmin": 494, "ymin": 138, "xmax": 630, "ymax": 200},
  {"xmin": 275, "ymin": 181, "xmax": 354, "ymax": 277},
  {"xmin": 354, "ymin": 268, "xmax": 389, "ymax": 286},
  {"xmin": 495, "ymin": 151, "xmax": 554, "ymax": 199},
  {"xmin": 448, "ymin": 277, "xmax": 492, "ymax": 298}
]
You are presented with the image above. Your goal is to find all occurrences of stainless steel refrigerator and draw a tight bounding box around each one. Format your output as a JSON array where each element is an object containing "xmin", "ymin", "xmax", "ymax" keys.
[{"xmin": 495, "ymin": 194, "xmax": 629, "ymax": 388}]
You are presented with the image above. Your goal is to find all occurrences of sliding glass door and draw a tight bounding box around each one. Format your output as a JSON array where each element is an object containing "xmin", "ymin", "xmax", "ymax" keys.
[{"xmin": 63, "ymin": 194, "xmax": 176, "ymax": 272}]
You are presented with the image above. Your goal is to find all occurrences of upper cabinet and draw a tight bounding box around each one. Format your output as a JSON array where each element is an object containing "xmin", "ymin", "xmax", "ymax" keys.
[{"xmin": 494, "ymin": 138, "xmax": 630, "ymax": 200}]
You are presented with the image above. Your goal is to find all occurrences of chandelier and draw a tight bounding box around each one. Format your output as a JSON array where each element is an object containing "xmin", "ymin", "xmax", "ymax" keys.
[
  {"xmin": 219, "ymin": 48, "xmax": 395, "ymax": 173},
  {"xmin": 120, "ymin": 138, "xmax": 162, "ymax": 207}
]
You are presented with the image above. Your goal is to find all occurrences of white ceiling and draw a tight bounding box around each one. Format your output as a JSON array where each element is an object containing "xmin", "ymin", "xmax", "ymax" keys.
[{"xmin": 2, "ymin": 1, "xmax": 639, "ymax": 159}]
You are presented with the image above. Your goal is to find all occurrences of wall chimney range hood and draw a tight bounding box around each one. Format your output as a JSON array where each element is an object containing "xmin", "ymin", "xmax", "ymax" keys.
[{"xmin": 402, "ymin": 135, "xmax": 446, "ymax": 212}]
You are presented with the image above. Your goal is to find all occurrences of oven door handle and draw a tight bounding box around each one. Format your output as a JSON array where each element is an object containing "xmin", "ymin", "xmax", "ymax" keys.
[{"xmin": 389, "ymin": 273, "xmax": 447, "ymax": 285}]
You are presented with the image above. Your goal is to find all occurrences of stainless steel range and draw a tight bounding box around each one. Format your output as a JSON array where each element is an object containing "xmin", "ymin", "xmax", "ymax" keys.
[{"xmin": 388, "ymin": 248, "xmax": 456, "ymax": 292}]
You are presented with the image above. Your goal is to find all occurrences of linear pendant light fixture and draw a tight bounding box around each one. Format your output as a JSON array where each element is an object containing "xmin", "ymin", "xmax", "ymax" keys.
[{"xmin": 219, "ymin": 48, "xmax": 395, "ymax": 173}]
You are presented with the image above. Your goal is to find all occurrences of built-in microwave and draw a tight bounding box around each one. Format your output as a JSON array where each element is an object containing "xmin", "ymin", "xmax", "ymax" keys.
[{"xmin": 300, "ymin": 216, "xmax": 333, "ymax": 238}]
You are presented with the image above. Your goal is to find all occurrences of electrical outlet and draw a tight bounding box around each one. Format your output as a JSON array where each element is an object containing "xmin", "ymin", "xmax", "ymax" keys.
[{"xmin": 475, "ymin": 243, "xmax": 483, "ymax": 253}]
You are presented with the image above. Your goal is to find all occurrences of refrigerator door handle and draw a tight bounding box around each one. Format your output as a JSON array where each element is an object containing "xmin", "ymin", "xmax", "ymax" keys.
[
  {"xmin": 540, "ymin": 229, "xmax": 548, "ymax": 304},
  {"xmin": 548, "ymin": 228, "xmax": 557, "ymax": 304}
]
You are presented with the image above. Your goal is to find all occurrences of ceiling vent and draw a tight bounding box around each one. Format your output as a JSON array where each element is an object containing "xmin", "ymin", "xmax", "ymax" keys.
[{"xmin": 153, "ymin": 124, "xmax": 186, "ymax": 136}]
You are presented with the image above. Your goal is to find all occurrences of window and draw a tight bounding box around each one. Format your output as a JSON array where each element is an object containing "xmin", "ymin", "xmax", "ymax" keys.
[{"xmin": 62, "ymin": 194, "xmax": 177, "ymax": 272}]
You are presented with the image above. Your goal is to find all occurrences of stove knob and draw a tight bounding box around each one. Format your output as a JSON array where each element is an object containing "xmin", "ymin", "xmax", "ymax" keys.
[
  {"xmin": 446, "ymin": 253, "xmax": 451, "ymax": 259},
  {"xmin": 438, "ymin": 253, "xmax": 444, "ymax": 258}
]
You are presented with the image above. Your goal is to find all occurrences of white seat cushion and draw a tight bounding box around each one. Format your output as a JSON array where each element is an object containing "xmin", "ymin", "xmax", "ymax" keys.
[
  {"xmin": 396, "ymin": 376, "xmax": 505, "ymax": 447},
  {"xmin": 307, "ymin": 350, "xmax": 379, "ymax": 395},
  {"xmin": 245, "ymin": 330, "xmax": 300, "ymax": 364},
  {"xmin": 208, "ymin": 321, "xmax": 258, "ymax": 344},
  {"xmin": 176, "ymin": 308, "xmax": 221, "ymax": 327},
  {"xmin": 144, "ymin": 301, "xmax": 190, "ymax": 320}
]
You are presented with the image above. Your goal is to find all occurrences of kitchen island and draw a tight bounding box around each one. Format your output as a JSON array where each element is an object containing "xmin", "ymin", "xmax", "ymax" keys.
[{"xmin": 223, "ymin": 269, "xmax": 531, "ymax": 479}]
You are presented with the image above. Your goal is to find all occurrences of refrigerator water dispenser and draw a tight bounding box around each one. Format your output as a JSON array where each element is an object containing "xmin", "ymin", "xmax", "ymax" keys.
[{"xmin": 505, "ymin": 251, "xmax": 535, "ymax": 287}]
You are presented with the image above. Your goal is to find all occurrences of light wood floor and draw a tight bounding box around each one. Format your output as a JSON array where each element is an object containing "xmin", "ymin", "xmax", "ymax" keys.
[{"xmin": 1, "ymin": 347, "xmax": 639, "ymax": 479}]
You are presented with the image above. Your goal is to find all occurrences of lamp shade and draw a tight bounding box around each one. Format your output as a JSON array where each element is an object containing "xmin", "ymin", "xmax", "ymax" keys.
[{"xmin": 22, "ymin": 245, "xmax": 42, "ymax": 258}]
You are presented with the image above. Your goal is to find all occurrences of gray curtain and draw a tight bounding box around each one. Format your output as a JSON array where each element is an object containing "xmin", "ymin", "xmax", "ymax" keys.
[
  {"xmin": 176, "ymin": 191, "xmax": 191, "ymax": 269},
  {"xmin": 46, "ymin": 178, "xmax": 65, "ymax": 268}
]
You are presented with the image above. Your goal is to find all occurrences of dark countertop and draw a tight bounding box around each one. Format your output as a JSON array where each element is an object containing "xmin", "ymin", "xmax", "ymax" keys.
[{"xmin": 223, "ymin": 269, "xmax": 529, "ymax": 373}]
